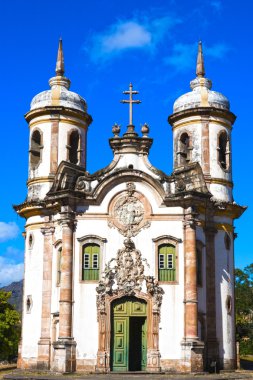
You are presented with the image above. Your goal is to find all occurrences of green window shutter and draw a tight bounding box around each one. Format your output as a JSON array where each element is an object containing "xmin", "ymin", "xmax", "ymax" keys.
[
  {"xmin": 158, "ymin": 244, "xmax": 176, "ymax": 282},
  {"xmin": 82, "ymin": 244, "xmax": 100, "ymax": 281}
]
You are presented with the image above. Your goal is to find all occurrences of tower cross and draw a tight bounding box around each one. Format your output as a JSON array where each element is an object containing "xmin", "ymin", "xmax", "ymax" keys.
[{"xmin": 120, "ymin": 83, "xmax": 141, "ymax": 125}]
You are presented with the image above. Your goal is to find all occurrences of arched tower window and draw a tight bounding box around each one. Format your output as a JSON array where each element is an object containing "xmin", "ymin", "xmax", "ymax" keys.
[
  {"xmin": 177, "ymin": 132, "xmax": 191, "ymax": 166},
  {"xmin": 218, "ymin": 131, "xmax": 230, "ymax": 170},
  {"xmin": 82, "ymin": 244, "xmax": 100, "ymax": 281},
  {"xmin": 30, "ymin": 130, "xmax": 42, "ymax": 167},
  {"xmin": 68, "ymin": 130, "xmax": 80, "ymax": 164}
]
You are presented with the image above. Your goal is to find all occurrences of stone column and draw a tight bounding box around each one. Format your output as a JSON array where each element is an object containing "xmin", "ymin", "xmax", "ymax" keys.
[
  {"xmin": 181, "ymin": 209, "xmax": 204, "ymax": 372},
  {"xmin": 37, "ymin": 226, "xmax": 55, "ymax": 369},
  {"xmin": 205, "ymin": 225, "xmax": 219, "ymax": 368},
  {"xmin": 52, "ymin": 211, "xmax": 76, "ymax": 373}
]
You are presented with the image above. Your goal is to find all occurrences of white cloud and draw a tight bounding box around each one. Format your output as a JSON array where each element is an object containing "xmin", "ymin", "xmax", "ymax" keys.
[
  {"xmin": 0, "ymin": 221, "xmax": 20, "ymax": 242},
  {"xmin": 87, "ymin": 15, "xmax": 181, "ymax": 63},
  {"xmin": 164, "ymin": 42, "xmax": 231, "ymax": 72},
  {"xmin": 0, "ymin": 256, "xmax": 24, "ymax": 287}
]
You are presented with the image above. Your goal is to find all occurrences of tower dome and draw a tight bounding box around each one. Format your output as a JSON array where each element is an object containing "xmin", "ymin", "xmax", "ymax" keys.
[
  {"xmin": 173, "ymin": 42, "xmax": 230, "ymax": 113},
  {"xmin": 30, "ymin": 39, "xmax": 87, "ymax": 113}
]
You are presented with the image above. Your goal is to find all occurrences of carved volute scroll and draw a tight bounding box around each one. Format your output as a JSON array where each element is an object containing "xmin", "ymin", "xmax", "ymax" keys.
[{"xmin": 108, "ymin": 182, "xmax": 151, "ymax": 237}]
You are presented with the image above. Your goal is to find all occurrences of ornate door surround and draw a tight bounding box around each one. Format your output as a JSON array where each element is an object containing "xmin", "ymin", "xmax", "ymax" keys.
[{"xmin": 96, "ymin": 238, "xmax": 164, "ymax": 373}]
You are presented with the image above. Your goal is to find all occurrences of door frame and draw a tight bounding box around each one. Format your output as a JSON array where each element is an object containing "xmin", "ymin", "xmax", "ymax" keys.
[{"xmin": 96, "ymin": 290, "xmax": 161, "ymax": 373}]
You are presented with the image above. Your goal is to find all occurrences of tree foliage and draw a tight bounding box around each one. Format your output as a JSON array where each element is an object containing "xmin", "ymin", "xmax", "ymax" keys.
[
  {"xmin": 0, "ymin": 291, "xmax": 21, "ymax": 361},
  {"xmin": 235, "ymin": 264, "xmax": 253, "ymax": 355}
]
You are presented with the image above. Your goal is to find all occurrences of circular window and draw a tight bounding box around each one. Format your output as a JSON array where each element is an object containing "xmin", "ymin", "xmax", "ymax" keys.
[{"xmin": 226, "ymin": 295, "xmax": 232, "ymax": 314}]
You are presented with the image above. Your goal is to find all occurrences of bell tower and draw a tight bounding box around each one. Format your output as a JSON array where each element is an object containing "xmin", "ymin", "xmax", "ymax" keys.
[
  {"xmin": 25, "ymin": 39, "xmax": 92, "ymax": 202},
  {"xmin": 169, "ymin": 42, "xmax": 235, "ymax": 202}
]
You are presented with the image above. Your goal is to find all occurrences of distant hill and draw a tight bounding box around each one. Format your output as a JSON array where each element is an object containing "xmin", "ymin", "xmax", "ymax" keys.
[{"xmin": 0, "ymin": 280, "xmax": 23, "ymax": 314}]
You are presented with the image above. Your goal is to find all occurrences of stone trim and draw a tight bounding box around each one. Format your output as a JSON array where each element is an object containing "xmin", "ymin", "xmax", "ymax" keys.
[
  {"xmin": 38, "ymin": 225, "xmax": 55, "ymax": 369},
  {"xmin": 183, "ymin": 209, "xmax": 199, "ymax": 341},
  {"xmin": 50, "ymin": 121, "xmax": 59, "ymax": 174}
]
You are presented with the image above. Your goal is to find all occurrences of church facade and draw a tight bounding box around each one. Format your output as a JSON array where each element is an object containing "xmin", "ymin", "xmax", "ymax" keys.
[{"xmin": 15, "ymin": 41, "xmax": 245, "ymax": 373}]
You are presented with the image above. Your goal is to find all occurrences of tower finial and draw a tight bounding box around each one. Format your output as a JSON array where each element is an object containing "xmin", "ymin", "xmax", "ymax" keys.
[
  {"xmin": 196, "ymin": 41, "xmax": 205, "ymax": 78},
  {"xmin": 55, "ymin": 38, "xmax": 65, "ymax": 77}
]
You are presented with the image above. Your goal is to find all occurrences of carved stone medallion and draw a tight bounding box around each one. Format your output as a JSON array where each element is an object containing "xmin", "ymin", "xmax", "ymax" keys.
[{"xmin": 108, "ymin": 183, "xmax": 151, "ymax": 237}]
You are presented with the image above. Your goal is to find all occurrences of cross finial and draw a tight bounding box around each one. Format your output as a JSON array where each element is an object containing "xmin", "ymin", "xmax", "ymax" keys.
[{"xmin": 120, "ymin": 83, "xmax": 141, "ymax": 126}]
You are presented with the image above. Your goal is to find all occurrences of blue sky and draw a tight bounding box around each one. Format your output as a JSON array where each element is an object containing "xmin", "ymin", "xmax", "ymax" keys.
[{"xmin": 0, "ymin": 0, "xmax": 252, "ymax": 286}]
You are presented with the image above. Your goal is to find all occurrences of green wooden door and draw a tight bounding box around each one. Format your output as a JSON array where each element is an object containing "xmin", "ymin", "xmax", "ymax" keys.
[
  {"xmin": 113, "ymin": 318, "xmax": 128, "ymax": 371},
  {"xmin": 141, "ymin": 318, "xmax": 147, "ymax": 370},
  {"xmin": 111, "ymin": 297, "xmax": 147, "ymax": 372}
]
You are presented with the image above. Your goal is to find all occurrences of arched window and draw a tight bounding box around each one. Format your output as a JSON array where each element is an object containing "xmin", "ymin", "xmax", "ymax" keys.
[
  {"xmin": 158, "ymin": 244, "xmax": 176, "ymax": 282},
  {"xmin": 68, "ymin": 130, "xmax": 80, "ymax": 164},
  {"xmin": 218, "ymin": 131, "xmax": 230, "ymax": 170},
  {"xmin": 56, "ymin": 247, "xmax": 62, "ymax": 286},
  {"xmin": 82, "ymin": 244, "xmax": 100, "ymax": 281},
  {"xmin": 30, "ymin": 130, "xmax": 42, "ymax": 167},
  {"xmin": 177, "ymin": 132, "xmax": 191, "ymax": 165}
]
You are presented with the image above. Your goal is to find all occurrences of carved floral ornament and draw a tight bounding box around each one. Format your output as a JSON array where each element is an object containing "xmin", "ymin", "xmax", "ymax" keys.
[
  {"xmin": 96, "ymin": 238, "xmax": 164, "ymax": 318},
  {"xmin": 108, "ymin": 182, "xmax": 151, "ymax": 237}
]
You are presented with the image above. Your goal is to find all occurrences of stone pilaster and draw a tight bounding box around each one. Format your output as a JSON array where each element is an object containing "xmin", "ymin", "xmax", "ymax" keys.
[
  {"xmin": 146, "ymin": 309, "xmax": 161, "ymax": 372},
  {"xmin": 52, "ymin": 211, "xmax": 76, "ymax": 373},
  {"xmin": 205, "ymin": 225, "xmax": 219, "ymax": 368},
  {"xmin": 37, "ymin": 225, "xmax": 55, "ymax": 369},
  {"xmin": 181, "ymin": 209, "xmax": 204, "ymax": 372},
  {"xmin": 201, "ymin": 117, "xmax": 211, "ymax": 180}
]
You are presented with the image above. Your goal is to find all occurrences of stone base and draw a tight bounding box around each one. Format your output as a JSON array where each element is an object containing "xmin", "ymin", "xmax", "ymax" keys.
[
  {"xmin": 205, "ymin": 338, "xmax": 219, "ymax": 372},
  {"xmin": 95, "ymin": 350, "xmax": 110, "ymax": 373},
  {"xmin": 181, "ymin": 339, "xmax": 205, "ymax": 372},
  {"xmin": 76, "ymin": 358, "xmax": 96, "ymax": 372},
  {"xmin": 52, "ymin": 338, "xmax": 76, "ymax": 373},
  {"xmin": 37, "ymin": 338, "xmax": 51, "ymax": 370},
  {"xmin": 146, "ymin": 349, "xmax": 161, "ymax": 372}
]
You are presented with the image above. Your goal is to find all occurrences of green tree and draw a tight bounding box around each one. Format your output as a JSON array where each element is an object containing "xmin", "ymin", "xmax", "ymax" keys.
[
  {"xmin": 0, "ymin": 291, "xmax": 21, "ymax": 361},
  {"xmin": 235, "ymin": 264, "xmax": 253, "ymax": 355}
]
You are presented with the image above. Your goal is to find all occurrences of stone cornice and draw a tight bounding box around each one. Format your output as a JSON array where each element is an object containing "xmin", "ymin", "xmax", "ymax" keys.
[
  {"xmin": 25, "ymin": 106, "xmax": 92, "ymax": 126},
  {"xmin": 109, "ymin": 135, "xmax": 153, "ymax": 155},
  {"xmin": 168, "ymin": 106, "xmax": 236, "ymax": 126}
]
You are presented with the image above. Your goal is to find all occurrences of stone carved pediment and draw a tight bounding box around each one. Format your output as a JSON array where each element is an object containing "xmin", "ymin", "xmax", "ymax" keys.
[
  {"xmin": 96, "ymin": 238, "xmax": 164, "ymax": 317},
  {"xmin": 108, "ymin": 183, "xmax": 151, "ymax": 237}
]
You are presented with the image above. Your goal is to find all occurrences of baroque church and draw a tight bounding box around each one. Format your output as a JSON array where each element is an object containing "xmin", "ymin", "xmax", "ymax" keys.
[{"xmin": 15, "ymin": 40, "xmax": 245, "ymax": 373}]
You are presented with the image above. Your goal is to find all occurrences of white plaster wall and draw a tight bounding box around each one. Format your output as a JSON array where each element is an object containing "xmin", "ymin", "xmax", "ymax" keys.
[
  {"xmin": 215, "ymin": 230, "xmax": 235, "ymax": 362},
  {"xmin": 21, "ymin": 227, "xmax": 43, "ymax": 358},
  {"xmin": 84, "ymin": 181, "xmax": 183, "ymax": 216},
  {"xmin": 116, "ymin": 154, "xmax": 161, "ymax": 178},
  {"xmin": 72, "ymin": 195, "xmax": 185, "ymax": 360}
]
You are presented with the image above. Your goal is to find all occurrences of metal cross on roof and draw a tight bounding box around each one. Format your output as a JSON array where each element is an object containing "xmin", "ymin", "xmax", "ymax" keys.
[{"xmin": 120, "ymin": 83, "xmax": 141, "ymax": 126}]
